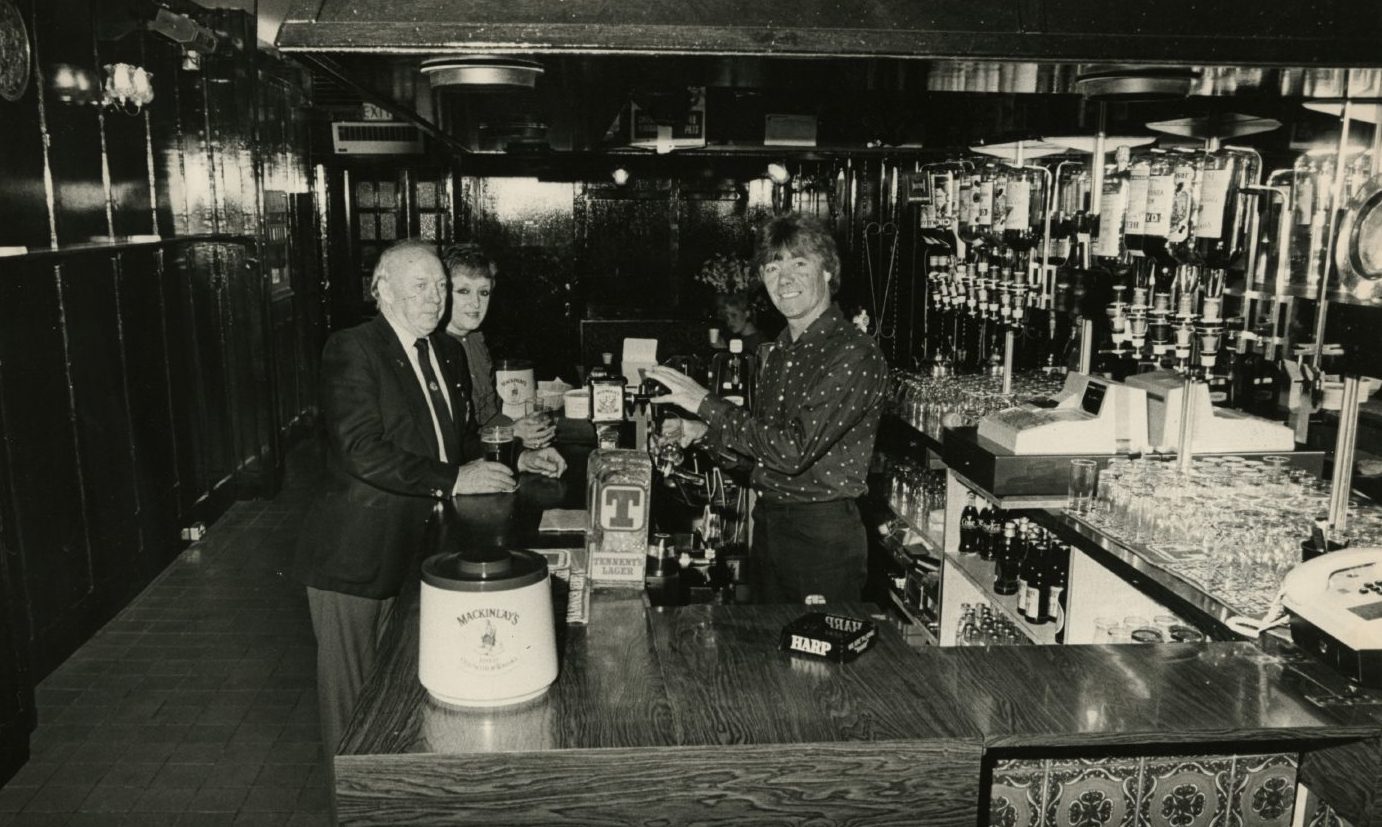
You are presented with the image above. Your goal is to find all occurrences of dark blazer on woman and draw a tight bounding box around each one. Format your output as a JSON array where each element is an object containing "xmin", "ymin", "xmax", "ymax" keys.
[{"xmin": 294, "ymin": 314, "xmax": 480, "ymax": 599}]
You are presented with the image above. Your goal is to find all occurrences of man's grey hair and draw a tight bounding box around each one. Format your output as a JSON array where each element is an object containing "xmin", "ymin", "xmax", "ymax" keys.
[{"xmin": 369, "ymin": 239, "xmax": 438, "ymax": 300}]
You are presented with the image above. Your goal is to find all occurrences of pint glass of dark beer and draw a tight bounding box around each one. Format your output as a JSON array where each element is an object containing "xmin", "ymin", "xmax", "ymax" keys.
[{"xmin": 480, "ymin": 423, "xmax": 517, "ymax": 471}]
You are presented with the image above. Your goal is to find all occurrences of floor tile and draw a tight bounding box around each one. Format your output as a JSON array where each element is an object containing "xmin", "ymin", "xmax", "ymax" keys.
[
  {"xmin": 152, "ymin": 763, "xmax": 215, "ymax": 790},
  {"xmin": 77, "ymin": 783, "xmax": 142, "ymax": 813},
  {"xmin": 21, "ymin": 782, "xmax": 96, "ymax": 814},
  {"xmin": 96, "ymin": 763, "xmax": 164, "ymax": 789},
  {"xmin": 254, "ymin": 765, "xmax": 314, "ymax": 789},
  {"xmin": 133, "ymin": 785, "xmax": 198, "ymax": 813},
  {"xmin": 0, "ymin": 787, "xmax": 37, "ymax": 814},
  {"xmin": 188, "ymin": 786, "xmax": 249, "ymax": 813},
  {"xmin": 241, "ymin": 785, "xmax": 301, "ymax": 813}
]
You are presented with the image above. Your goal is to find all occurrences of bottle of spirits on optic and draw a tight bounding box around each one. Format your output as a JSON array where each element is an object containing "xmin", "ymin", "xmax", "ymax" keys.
[
  {"xmin": 965, "ymin": 161, "xmax": 999, "ymax": 247},
  {"xmin": 959, "ymin": 492, "xmax": 980, "ymax": 554},
  {"xmin": 588, "ymin": 352, "xmax": 626, "ymax": 447},
  {"xmin": 710, "ymin": 338, "xmax": 754, "ymax": 408},
  {"xmin": 1002, "ymin": 165, "xmax": 1040, "ymax": 255},
  {"xmin": 1192, "ymin": 147, "xmax": 1257, "ymax": 270},
  {"xmin": 1165, "ymin": 150, "xmax": 1202, "ymax": 264},
  {"xmin": 1122, "ymin": 150, "xmax": 1156, "ymax": 257},
  {"xmin": 1141, "ymin": 151, "xmax": 1177, "ymax": 264},
  {"xmin": 1094, "ymin": 149, "xmax": 1131, "ymax": 262}
]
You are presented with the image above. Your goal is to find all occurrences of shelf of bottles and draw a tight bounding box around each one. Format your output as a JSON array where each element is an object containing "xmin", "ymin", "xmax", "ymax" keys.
[
  {"xmin": 945, "ymin": 492, "xmax": 1071, "ymax": 646},
  {"xmin": 952, "ymin": 602, "xmax": 1040, "ymax": 647},
  {"xmin": 1067, "ymin": 454, "xmax": 1382, "ymax": 621}
]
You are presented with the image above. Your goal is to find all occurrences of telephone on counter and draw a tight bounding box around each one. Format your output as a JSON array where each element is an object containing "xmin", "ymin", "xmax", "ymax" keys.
[
  {"xmin": 1282, "ymin": 547, "xmax": 1382, "ymax": 690},
  {"xmin": 976, "ymin": 372, "xmax": 1149, "ymax": 456},
  {"xmin": 1122, "ymin": 370, "xmax": 1295, "ymax": 454}
]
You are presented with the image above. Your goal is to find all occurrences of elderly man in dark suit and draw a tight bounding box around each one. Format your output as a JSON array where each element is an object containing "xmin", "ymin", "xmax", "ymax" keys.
[{"xmin": 295, "ymin": 239, "xmax": 564, "ymax": 756}]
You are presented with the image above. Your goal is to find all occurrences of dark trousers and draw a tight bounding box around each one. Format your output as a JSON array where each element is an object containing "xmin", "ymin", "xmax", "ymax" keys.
[
  {"xmin": 751, "ymin": 498, "xmax": 867, "ymax": 605},
  {"xmin": 306, "ymin": 587, "xmax": 396, "ymax": 758}
]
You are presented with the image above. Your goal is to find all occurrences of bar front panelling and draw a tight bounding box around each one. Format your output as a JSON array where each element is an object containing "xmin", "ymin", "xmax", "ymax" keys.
[
  {"xmin": 57, "ymin": 252, "xmax": 144, "ymax": 620},
  {"xmin": 0, "ymin": 258, "xmax": 93, "ymax": 672},
  {"xmin": 115, "ymin": 248, "xmax": 184, "ymax": 572}
]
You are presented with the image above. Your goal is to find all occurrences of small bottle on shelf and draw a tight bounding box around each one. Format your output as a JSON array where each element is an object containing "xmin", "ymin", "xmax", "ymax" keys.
[{"xmin": 959, "ymin": 493, "xmax": 980, "ymax": 555}]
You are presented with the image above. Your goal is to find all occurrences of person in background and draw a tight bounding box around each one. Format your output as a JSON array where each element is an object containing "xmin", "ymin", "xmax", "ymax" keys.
[
  {"xmin": 647, "ymin": 215, "xmax": 888, "ymax": 604},
  {"xmin": 294, "ymin": 240, "xmax": 565, "ymax": 757},
  {"xmin": 442, "ymin": 243, "xmax": 555, "ymax": 448},
  {"xmin": 713, "ymin": 292, "xmax": 767, "ymax": 353}
]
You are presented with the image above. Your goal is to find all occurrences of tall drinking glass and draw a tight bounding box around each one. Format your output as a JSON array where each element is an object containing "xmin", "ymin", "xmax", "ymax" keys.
[{"xmin": 1068, "ymin": 459, "xmax": 1099, "ymax": 516}]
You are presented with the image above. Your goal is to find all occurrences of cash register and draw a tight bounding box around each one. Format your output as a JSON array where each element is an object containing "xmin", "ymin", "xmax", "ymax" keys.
[
  {"xmin": 976, "ymin": 373, "xmax": 1149, "ymax": 455},
  {"xmin": 1282, "ymin": 547, "xmax": 1382, "ymax": 690},
  {"xmin": 1122, "ymin": 370, "xmax": 1295, "ymax": 454}
]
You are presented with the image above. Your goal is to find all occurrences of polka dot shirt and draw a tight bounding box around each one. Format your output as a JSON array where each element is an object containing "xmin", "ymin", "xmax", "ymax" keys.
[{"xmin": 698, "ymin": 304, "xmax": 887, "ymax": 504}]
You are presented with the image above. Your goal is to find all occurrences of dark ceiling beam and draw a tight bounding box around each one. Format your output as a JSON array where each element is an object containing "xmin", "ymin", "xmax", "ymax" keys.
[
  {"xmin": 277, "ymin": 0, "xmax": 1382, "ymax": 67},
  {"xmin": 297, "ymin": 54, "xmax": 472, "ymax": 155}
]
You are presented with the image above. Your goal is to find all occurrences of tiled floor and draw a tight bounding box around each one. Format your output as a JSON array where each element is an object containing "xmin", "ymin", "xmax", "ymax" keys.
[{"xmin": 0, "ymin": 444, "xmax": 331, "ymax": 826}]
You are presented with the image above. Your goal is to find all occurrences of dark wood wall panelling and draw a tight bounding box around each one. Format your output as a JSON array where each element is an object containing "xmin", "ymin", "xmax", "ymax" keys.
[{"xmin": 0, "ymin": 0, "xmax": 321, "ymax": 784}]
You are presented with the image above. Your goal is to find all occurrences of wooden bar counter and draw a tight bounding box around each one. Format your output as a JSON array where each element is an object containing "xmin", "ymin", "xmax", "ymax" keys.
[{"xmin": 334, "ymin": 467, "xmax": 1382, "ymax": 826}]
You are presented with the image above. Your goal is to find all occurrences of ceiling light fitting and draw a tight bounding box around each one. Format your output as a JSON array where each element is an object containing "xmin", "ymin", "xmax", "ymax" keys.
[{"xmin": 421, "ymin": 56, "xmax": 544, "ymax": 91}]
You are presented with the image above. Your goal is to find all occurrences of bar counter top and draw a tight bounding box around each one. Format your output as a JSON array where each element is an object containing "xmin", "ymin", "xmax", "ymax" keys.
[{"xmin": 333, "ymin": 461, "xmax": 1382, "ymax": 826}]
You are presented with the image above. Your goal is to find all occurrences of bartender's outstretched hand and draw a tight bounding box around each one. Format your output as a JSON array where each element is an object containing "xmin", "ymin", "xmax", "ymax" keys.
[
  {"xmin": 453, "ymin": 459, "xmax": 516, "ymax": 495},
  {"xmin": 518, "ymin": 446, "xmax": 566, "ymax": 478},
  {"xmin": 514, "ymin": 414, "xmax": 556, "ymax": 449},
  {"xmin": 645, "ymin": 365, "xmax": 710, "ymax": 415}
]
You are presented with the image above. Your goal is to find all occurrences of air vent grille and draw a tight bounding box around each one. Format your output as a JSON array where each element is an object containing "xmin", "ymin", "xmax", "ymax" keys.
[{"xmin": 331, "ymin": 121, "xmax": 425, "ymax": 154}]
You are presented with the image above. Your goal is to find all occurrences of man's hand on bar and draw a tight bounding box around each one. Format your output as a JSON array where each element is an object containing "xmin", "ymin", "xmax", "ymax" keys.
[
  {"xmin": 453, "ymin": 459, "xmax": 517, "ymax": 495},
  {"xmin": 518, "ymin": 446, "xmax": 566, "ymax": 479},
  {"xmin": 645, "ymin": 365, "xmax": 709, "ymax": 415}
]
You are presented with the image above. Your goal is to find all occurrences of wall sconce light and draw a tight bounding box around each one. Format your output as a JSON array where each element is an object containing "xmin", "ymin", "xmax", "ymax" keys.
[
  {"xmin": 611, "ymin": 167, "xmax": 631, "ymax": 186},
  {"xmin": 766, "ymin": 162, "xmax": 791, "ymax": 185},
  {"xmin": 46, "ymin": 62, "xmax": 101, "ymax": 105},
  {"xmin": 102, "ymin": 63, "xmax": 154, "ymax": 114}
]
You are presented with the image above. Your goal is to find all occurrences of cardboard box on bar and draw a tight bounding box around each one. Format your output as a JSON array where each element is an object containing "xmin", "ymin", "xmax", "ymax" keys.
[{"xmin": 586, "ymin": 449, "xmax": 652, "ymax": 584}]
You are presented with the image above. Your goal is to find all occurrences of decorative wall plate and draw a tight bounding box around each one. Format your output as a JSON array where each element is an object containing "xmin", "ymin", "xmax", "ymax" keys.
[{"xmin": 0, "ymin": 0, "xmax": 31, "ymax": 102}]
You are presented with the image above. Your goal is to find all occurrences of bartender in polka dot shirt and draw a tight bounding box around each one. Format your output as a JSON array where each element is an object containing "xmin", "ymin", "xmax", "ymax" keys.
[{"xmin": 647, "ymin": 215, "xmax": 887, "ymax": 604}]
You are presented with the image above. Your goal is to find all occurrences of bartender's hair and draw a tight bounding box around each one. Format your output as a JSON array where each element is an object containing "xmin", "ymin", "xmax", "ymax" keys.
[
  {"xmin": 753, "ymin": 214, "xmax": 841, "ymax": 295},
  {"xmin": 441, "ymin": 242, "xmax": 499, "ymax": 282},
  {"xmin": 369, "ymin": 239, "xmax": 440, "ymax": 301}
]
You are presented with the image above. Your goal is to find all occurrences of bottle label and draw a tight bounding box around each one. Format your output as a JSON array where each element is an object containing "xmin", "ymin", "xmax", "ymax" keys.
[
  {"xmin": 1023, "ymin": 585, "xmax": 1041, "ymax": 620},
  {"xmin": 1006, "ymin": 180, "xmax": 1031, "ymax": 230},
  {"xmin": 1143, "ymin": 173, "xmax": 1175, "ymax": 237},
  {"xmin": 1194, "ymin": 167, "xmax": 1232, "ymax": 239},
  {"xmin": 1016, "ymin": 578, "xmax": 1029, "ymax": 611},
  {"xmin": 1124, "ymin": 171, "xmax": 1149, "ymax": 236},
  {"xmin": 1095, "ymin": 184, "xmax": 1127, "ymax": 258},
  {"xmin": 1166, "ymin": 164, "xmax": 1196, "ymax": 243},
  {"xmin": 975, "ymin": 181, "xmax": 994, "ymax": 226},
  {"xmin": 957, "ymin": 178, "xmax": 974, "ymax": 225},
  {"xmin": 1049, "ymin": 585, "xmax": 1065, "ymax": 633},
  {"xmin": 590, "ymin": 383, "xmax": 624, "ymax": 422}
]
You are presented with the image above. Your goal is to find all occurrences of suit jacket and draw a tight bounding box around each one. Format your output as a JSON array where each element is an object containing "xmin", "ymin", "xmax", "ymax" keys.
[{"xmin": 295, "ymin": 314, "xmax": 481, "ymax": 599}]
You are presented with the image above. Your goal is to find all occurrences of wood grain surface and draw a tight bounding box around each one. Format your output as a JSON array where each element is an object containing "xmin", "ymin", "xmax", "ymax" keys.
[{"xmin": 338, "ymin": 740, "xmax": 983, "ymax": 826}]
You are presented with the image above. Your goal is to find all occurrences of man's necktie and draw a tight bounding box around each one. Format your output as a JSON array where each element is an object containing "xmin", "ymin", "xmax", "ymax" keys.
[{"xmin": 414, "ymin": 337, "xmax": 461, "ymax": 463}]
